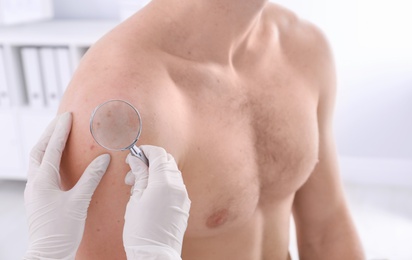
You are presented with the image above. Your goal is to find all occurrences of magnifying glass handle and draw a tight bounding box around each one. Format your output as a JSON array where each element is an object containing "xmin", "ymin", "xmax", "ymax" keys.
[{"xmin": 130, "ymin": 145, "xmax": 149, "ymax": 166}]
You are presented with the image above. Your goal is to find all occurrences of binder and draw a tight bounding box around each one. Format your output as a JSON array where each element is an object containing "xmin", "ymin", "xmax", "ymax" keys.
[
  {"xmin": 39, "ymin": 47, "xmax": 60, "ymax": 108},
  {"xmin": 21, "ymin": 47, "xmax": 46, "ymax": 108},
  {"xmin": 55, "ymin": 47, "xmax": 73, "ymax": 95},
  {"xmin": 0, "ymin": 47, "xmax": 11, "ymax": 108}
]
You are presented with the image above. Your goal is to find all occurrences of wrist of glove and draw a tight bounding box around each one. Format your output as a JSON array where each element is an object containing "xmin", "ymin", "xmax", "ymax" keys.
[{"xmin": 123, "ymin": 146, "xmax": 190, "ymax": 259}]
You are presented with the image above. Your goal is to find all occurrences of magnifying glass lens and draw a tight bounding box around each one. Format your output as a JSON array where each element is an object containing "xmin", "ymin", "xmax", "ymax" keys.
[{"xmin": 90, "ymin": 100, "xmax": 142, "ymax": 151}]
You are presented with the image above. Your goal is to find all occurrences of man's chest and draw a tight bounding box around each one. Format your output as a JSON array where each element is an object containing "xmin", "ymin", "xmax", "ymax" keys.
[{"xmin": 166, "ymin": 67, "xmax": 320, "ymax": 234}]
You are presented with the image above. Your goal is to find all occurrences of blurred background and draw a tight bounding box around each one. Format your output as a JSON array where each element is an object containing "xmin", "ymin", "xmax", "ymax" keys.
[{"xmin": 0, "ymin": 0, "xmax": 411, "ymax": 259}]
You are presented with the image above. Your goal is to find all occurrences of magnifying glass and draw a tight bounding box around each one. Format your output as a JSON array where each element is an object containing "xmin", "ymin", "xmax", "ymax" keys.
[{"xmin": 90, "ymin": 99, "xmax": 148, "ymax": 166}]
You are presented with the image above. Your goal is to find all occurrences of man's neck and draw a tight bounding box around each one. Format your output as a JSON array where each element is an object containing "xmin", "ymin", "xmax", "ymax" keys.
[{"xmin": 146, "ymin": 0, "xmax": 268, "ymax": 65}]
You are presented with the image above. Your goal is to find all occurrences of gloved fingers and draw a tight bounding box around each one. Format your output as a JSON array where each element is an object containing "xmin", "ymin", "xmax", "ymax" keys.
[
  {"xmin": 124, "ymin": 168, "xmax": 148, "ymax": 190},
  {"xmin": 41, "ymin": 112, "xmax": 72, "ymax": 176},
  {"xmin": 167, "ymin": 153, "xmax": 178, "ymax": 166},
  {"xmin": 124, "ymin": 170, "xmax": 135, "ymax": 186},
  {"xmin": 71, "ymin": 154, "xmax": 110, "ymax": 196},
  {"xmin": 139, "ymin": 145, "xmax": 170, "ymax": 166},
  {"xmin": 126, "ymin": 171, "xmax": 148, "ymax": 201},
  {"xmin": 126, "ymin": 150, "xmax": 149, "ymax": 171},
  {"xmin": 126, "ymin": 154, "xmax": 149, "ymax": 200},
  {"xmin": 28, "ymin": 114, "xmax": 61, "ymax": 171},
  {"xmin": 139, "ymin": 145, "xmax": 183, "ymax": 186},
  {"xmin": 124, "ymin": 169, "xmax": 147, "ymax": 200},
  {"xmin": 140, "ymin": 145, "xmax": 180, "ymax": 172}
]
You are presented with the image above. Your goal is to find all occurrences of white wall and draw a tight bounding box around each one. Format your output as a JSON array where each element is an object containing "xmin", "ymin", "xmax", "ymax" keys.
[{"xmin": 53, "ymin": 0, "xmax": 119, "ymax": 19}]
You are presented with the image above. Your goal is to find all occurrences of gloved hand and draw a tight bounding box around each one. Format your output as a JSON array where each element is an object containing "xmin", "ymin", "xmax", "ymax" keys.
[
  {"xmin": 123, "ymin": 145, "xmax": 191, "ymax": 260},
  {"xmin": 24, "ymin": 112, "xmax": 111, "ymax": 260}
]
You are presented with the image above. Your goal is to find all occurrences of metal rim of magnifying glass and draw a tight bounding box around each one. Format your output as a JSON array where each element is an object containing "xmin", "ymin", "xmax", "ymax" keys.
[{"xmin": 89, "ymin": 99, "xmax": 143, "ymax": 152}]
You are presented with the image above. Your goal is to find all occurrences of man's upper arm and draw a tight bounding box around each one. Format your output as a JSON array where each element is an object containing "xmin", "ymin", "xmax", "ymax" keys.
[
  {"xmin": 292, "ymin": 21, "xmax": 342, "ymax": 229},
  {"xmin": 57, "ymin": 37, "xmax": 182, "ymax": 258},
  {"xmin": 291, "ymin": 22, "xmax": 364, "ymax": 258},
  {"xmin": 59, "ymin": 97, "xmax": 130, "ymax": 258},
  {"xmin": 57, "ymin": 43, "xmax": 151, "ymax": 259}
]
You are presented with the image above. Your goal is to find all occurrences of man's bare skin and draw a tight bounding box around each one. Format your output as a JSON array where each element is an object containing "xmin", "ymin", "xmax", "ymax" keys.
[{"xmin": 59, "ymin": 0, "xmax": 364, "ymax": 259}]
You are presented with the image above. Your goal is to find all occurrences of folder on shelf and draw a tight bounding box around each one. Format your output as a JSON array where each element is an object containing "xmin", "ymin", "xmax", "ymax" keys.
[
  {"xmin": 39, "ymin": 47, "xmax": 60, "ymax": 108},
  {"xmin": 0, "ymin": 47, "xmax": 11, "ymax": 108},
  {"xmin": 21, "ymin": 47, "xmax": 45, "ymax": 108},
  {"xmin": 55, "ymin": 47, "xmax": 73, "ymax": 95}
]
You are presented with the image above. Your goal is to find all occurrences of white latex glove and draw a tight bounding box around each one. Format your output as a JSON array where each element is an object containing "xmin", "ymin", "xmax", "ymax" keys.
[
  {"xmin": 24, "ymin": 112, "xmax": 111, "ymax": 260},
  {"xmin": 123, "ymin": 145, "xmax": 191, "ymax": 260}
]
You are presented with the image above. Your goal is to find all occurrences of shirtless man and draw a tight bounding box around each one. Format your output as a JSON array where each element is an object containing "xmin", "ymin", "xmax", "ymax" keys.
[{"xmin": 59, "ymin": 0, "xmax": 364, "ymax": 259}]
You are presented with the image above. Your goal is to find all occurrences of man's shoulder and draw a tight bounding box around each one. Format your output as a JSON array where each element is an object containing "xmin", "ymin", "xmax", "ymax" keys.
[
  {"xmin": 265, "ymin": 2, "xmax": 331, "ymax": 57},
  {"xmin": 265, "ymin": 3, "xmax": 335, "ymax": 86},
  {"xmin": 264, "ymin": 2, "xmax": 300, "ymax": 28},
  {"xmin": 61, "ymin": 25, "xmax": 167, "ymax": 104}
]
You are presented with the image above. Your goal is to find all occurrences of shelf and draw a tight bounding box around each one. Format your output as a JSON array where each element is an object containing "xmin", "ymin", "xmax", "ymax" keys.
[{"xmin": 0, "ymin": 19, "xmax": 119, "ymax": 180}]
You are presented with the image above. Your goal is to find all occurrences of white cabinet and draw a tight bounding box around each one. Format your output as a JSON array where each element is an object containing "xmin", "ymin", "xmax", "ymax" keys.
[{"xmin": 0, "ymin": 20, "xmax": 118, "ymax": 180}]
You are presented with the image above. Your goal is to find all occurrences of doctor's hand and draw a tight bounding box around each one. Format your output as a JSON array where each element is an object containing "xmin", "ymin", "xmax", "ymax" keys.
[
  {"xmin": 24, "ymin": 112, "xmax": 111, "ymax": 260},
  {"xmin": 123, "ymin": 146, "xmax": 191, "ymax": 260}
]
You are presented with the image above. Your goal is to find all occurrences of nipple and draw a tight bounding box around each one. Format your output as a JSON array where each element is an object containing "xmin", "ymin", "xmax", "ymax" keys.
[{"xmin": 206, "ymin": 209, "xmax": 229, "ymax": 228}]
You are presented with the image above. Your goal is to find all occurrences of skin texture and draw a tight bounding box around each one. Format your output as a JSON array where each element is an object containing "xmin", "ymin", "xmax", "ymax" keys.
[{"xmin": 58, "ymin": 0, "xmax": 365, "ymax": 259}]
